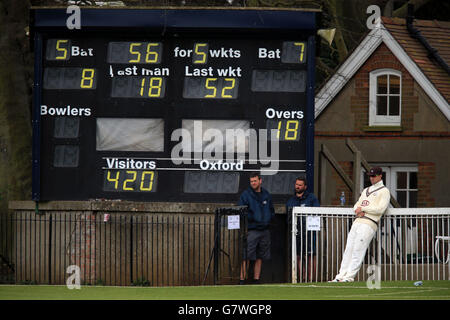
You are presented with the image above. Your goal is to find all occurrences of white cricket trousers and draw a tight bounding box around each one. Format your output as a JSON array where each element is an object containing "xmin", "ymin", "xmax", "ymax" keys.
[{"xmin": 335, "ymin": 222, "xmax": 376, "ymax": 281}]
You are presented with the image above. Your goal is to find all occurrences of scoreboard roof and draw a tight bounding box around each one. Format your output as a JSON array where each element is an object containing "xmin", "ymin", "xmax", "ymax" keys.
[{"xmin": 31, "ymin": 7, "xmax": 318, "ymax": 33}]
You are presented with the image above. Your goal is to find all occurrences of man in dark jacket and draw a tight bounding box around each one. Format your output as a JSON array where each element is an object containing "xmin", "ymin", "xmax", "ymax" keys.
[
  {"xmin": 238, "ymin": 172, "xmax": 275, "ymax": 284},
  {"xmin": 286, "ymin": 177, "xmax": 320, "ymax": 282}
]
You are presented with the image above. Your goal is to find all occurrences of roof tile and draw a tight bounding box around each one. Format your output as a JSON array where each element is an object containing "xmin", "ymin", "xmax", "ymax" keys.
[{"xmin": 382, "ymin": 17, "xmax": 450, "ymax": 103}]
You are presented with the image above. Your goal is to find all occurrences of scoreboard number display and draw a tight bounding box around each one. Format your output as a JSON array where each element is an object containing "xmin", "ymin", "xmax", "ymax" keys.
[
  {"xmin": 43, "ymin": 67, "xmax": 97, "ymax": 89},
  {"xmin": 111, "ymin": 76, "xmax": 167, "ymax": 98},
  {"xmin": 266, "ymin": 119, "xmax": 301, "ymax": 141},
  {"xmin": 107, "ymin": 42, "xmax": 163, "ymax": 64},
  {"xmin": 183, "ymin": 77, "xmax": 239, "ymax": 99},
  {"xmin": 32, "ymin": 8, "xmax": 318, "ymax": 203},
  {"xmin": 103, "ymin": 170, "xmax": 157, "ymax": 193}
]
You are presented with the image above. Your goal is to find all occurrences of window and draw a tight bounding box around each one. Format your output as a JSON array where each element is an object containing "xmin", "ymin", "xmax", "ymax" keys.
[
  {"xmin": 361, "ymin": 165, "xmax": 418, "ymax": 208},
  {"xmin": 369, "ymin": 69, "xmax": 401, "ymax": 126}
]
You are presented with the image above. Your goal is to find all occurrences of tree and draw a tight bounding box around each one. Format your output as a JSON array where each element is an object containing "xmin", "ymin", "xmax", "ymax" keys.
[
  {"xmin": 0, "ymin": 0, "xmax": 33, "ymax": 210},
  {"xmin": 1, "ymin": 0, "xmax": 448, "ymax": 209}
]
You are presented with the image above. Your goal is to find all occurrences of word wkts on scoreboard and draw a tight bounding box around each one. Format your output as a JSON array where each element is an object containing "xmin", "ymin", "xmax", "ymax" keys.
[{"xmin": 33, "ymin": 8, "xmax": 317, "ymax": 203}]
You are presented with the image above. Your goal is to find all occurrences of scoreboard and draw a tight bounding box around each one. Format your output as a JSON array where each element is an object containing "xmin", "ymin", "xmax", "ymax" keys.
[{"xmin": 31, "ymin": 8, "xmax": 318, "ymax": 203}]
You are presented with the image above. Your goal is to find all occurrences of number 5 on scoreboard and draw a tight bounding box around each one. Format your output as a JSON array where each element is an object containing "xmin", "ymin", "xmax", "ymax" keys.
[
  {"xmin": 205, "ymin": 78, "xmax": 217, "ymax": 98},
  {"xmin": 193, "ymin": 43, "xmax": 208, "ymax": 64},
  {"xmin": 129, "ymin": 43, "xmax": 142, "ymax": 63},
  {"xmin": 55, "ymin": 39, "xmax": 69, "ymax": 60}
]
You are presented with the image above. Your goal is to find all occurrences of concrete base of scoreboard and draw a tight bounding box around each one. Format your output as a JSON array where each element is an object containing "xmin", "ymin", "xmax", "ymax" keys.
[{"xmin": 8, "ymin": 200, "xmax": 288, "ymax": 286}]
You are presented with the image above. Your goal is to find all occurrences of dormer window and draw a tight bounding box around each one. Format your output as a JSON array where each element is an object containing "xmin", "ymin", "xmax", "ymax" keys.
[{"xmin": 369, "ymin": 69, "xmax": 401, "ymax": 126}]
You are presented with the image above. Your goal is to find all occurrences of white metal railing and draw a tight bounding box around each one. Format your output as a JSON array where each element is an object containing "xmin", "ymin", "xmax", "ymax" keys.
[
  {"xmin": 435, "ymin": 236, "xmax": 450, "ymax": 264},
  {"xmin": 291, "ymin": 207, "xmax": 450, "ymax": 283}
]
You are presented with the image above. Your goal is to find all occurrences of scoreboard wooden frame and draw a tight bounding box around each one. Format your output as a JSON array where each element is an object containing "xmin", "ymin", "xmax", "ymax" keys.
[{"xmin": 31, "ymin": 7, "xmax": 319, "ymax": 204}]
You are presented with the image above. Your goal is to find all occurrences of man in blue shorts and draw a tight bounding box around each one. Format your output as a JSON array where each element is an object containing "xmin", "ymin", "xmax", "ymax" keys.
[{"xmin": 238, "ymin": 172, "xmax": 275, "ymax": 284}]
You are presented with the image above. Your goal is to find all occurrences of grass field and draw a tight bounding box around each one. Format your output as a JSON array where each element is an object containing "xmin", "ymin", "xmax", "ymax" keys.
[{"xmin": 0, "ymin": 281, "xmax": 449, "ymax": 300}]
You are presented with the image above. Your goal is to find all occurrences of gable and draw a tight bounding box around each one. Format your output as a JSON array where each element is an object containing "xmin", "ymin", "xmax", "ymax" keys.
[
  {"xmin": 315, "ymin": 21, "xmax": 450, "ymax": 122},
  {"xmin": 315, "ymin": 42, "xmax": 449, "ymax": 133}
]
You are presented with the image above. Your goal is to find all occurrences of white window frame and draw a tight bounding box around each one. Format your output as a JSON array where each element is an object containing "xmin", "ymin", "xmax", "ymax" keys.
[
  {"xmin": 390, "ymin": 166, "xmax": 418, "ymax": 208},
  {"xmin": 360, "ymin": 164, "xmax": 418, "ymax": 208},
  {"xmin": 369, "ymin": 69, "xmax": 402, "ymax": 126}
]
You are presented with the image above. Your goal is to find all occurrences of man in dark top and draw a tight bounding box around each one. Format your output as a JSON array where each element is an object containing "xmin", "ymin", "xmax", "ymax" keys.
[
  {"xmin": 286, "ymin": 177, "xmax": 320, "ymax": 282},
  {"xmin": 238, "ymin": 172, "xmax": 275, "ymax": 284}
]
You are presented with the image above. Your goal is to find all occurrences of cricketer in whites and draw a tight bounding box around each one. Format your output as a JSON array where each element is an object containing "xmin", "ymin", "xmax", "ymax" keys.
[{"xmin": 329, "ymin": 167, "xmax": 391, "ymax": 282}]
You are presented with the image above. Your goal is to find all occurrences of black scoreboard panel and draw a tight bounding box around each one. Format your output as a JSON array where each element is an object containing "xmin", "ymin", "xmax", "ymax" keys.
[{"xmin": 33, "ymin": 9, "xmax": 317, "ymax": 203}]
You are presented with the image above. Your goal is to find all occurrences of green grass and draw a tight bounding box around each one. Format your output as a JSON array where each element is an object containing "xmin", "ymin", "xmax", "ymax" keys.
[{"xmin": 0, "ymin": 281, "xmax": 449, "ymax": 300}]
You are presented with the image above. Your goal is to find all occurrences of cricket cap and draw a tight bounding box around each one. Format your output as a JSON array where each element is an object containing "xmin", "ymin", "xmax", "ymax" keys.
[{"xmin": 367, "ymin": 167, "xmax": 382, "ymax": 176}]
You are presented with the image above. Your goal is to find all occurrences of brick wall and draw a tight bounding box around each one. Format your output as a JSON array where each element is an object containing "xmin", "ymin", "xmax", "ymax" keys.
[
  {"xmin": 70, "ymin": 214, "xmax": 96, "ymax": 285},
  {"xmin": 417, "ymin": 162, "xmax": 436, "ymax": 207}
]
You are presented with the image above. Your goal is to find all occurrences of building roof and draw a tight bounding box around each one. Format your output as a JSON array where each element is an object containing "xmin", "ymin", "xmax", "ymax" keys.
[
  {"xmin": 382, "ymin": 17, "xmax": 450, "ymax": 103},
  {"xmin": 315, "ymin": 17, "xmax": 450, "ymax": 121}
]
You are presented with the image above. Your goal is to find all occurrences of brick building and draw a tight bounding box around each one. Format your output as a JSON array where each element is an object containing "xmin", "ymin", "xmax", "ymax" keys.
[{"xmin": 314, "ymin": 17, "xmax": 450, "ymax": 208}]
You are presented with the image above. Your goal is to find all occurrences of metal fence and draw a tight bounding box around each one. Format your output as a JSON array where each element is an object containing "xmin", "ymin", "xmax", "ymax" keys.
[
  {"xmin": 3, "ymin": 206, "xmax": 449, "ymax": 286},
  {"xmin": 0, "ymin": 209, "xmax": 247, "ymax": 286},
  {"xmin": 291, "ymin": 207, "xmax": 450, "ymax": 283},
  {"xmin": 0, "ymin": 211, "xmax": 15, "ymax": 284}
]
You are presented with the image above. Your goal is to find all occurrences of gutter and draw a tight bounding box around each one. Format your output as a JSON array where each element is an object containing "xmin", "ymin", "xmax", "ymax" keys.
[{"xmin": 406, "ymin": 4, "xmax": 450, "ymax": 76}]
